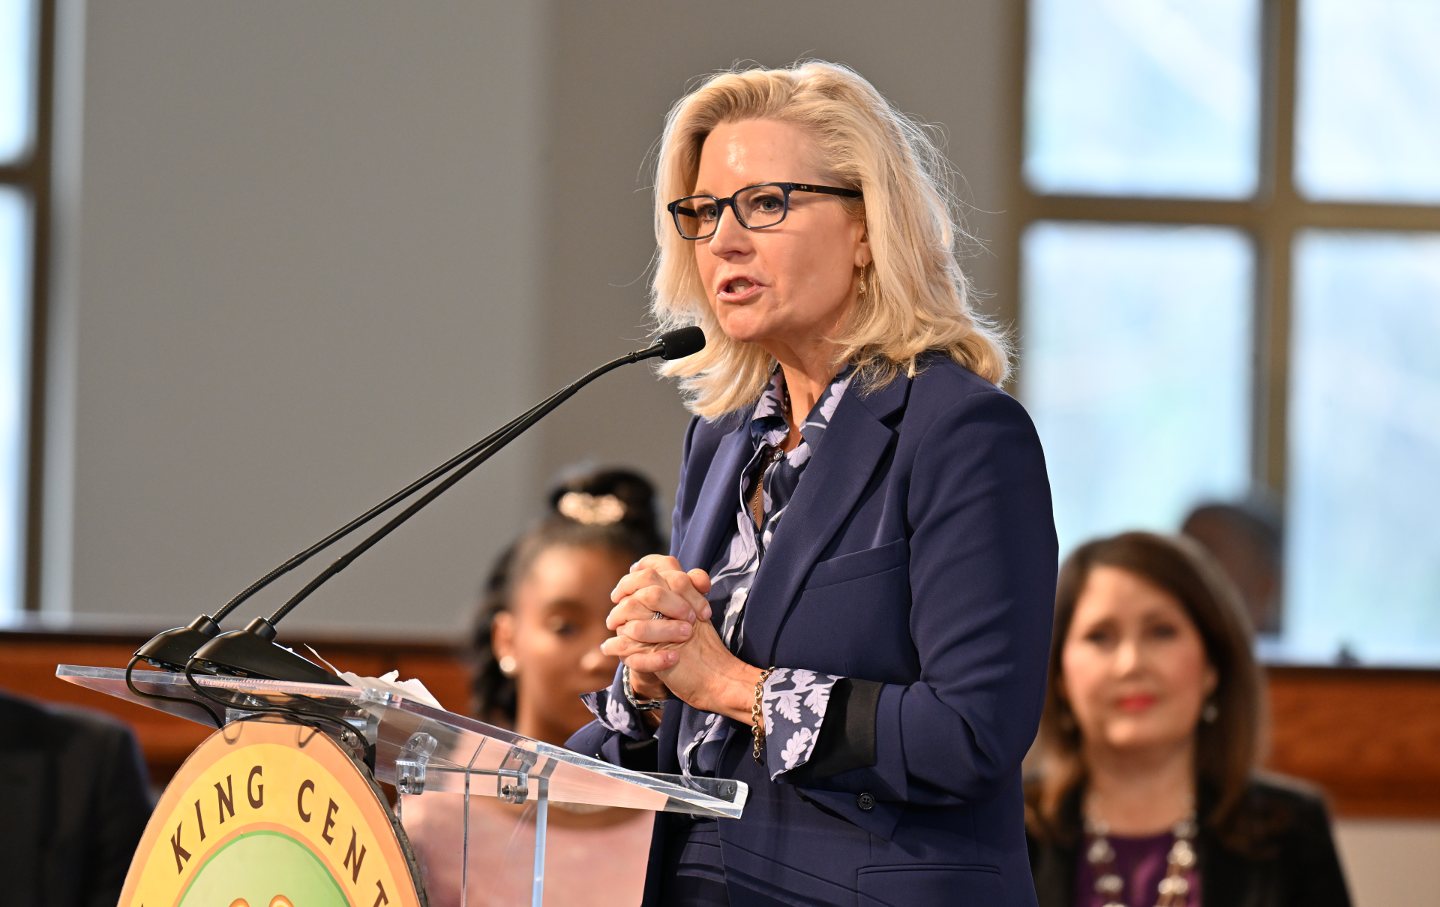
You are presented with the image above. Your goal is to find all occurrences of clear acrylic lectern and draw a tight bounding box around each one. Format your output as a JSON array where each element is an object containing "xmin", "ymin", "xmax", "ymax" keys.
[{"xmin": 58, "ymin": 664, "xmax": 746, "ymax": 907}]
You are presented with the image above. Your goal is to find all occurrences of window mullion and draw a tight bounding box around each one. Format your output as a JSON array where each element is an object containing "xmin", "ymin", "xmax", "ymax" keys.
[
  {"xmin": 22, "ymin": 0, "xmax": 57, "ymax": 614},
  {"xmin": 1255, "ymin": 0, "xmax": 1301, "ymax": 498},
  {"xmin": 1027, "ymin": 195, "xmax": 1256, "ymax": 228}
]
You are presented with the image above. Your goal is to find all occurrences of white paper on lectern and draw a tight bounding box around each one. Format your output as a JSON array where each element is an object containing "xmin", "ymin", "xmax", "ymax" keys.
[{"xmin": 338, "ymin": 669, "xmax": 445, "ymax": 709}]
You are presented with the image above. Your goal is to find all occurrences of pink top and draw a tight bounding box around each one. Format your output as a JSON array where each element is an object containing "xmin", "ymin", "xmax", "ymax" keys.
[{"xmin": 402, "ymin": 793, "xmax": 652, "ymax": 907}]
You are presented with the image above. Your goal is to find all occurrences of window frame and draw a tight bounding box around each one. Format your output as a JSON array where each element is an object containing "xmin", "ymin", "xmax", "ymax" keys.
[{"xmin": 1, "ymin": 0, "xmax": 55, "ymax": 616}]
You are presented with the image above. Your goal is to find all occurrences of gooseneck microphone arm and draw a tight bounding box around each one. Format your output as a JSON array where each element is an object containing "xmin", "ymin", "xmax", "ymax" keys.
[
  {"xmin": 182, "ymin": 327, "xmax": 705, "ymax": 684},
  {"xmin": 270, "ymin": 358, "xmax": 625, "ymax": 624},
  {"xmin": 131, "ymin": 371, "xmax": 561, "ymax": 672},
  {"xmin": 217, "ymin": 398, "xmax": 555, "ymax": 621}
]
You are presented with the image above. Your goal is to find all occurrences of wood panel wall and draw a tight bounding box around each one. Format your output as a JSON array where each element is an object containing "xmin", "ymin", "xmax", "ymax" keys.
[
  {"xmin": 1264, "ymin": 666, "xmax": 1440, "ymax": 818},
  {"xmin": 2, "ymin": 627, "xmax": 1437, "ymax": 817}
]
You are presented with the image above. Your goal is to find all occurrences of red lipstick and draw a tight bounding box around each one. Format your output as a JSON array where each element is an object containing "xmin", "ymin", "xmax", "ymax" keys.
[{"xmin": 1116, "ymin": 694, "xmax": 1157, "ymax": 712}]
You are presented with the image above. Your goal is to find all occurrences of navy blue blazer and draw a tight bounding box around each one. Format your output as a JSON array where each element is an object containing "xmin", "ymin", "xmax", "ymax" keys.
[{"xmin": 570, "ymin": 357, "xmax": 1057, "ymax": 906}]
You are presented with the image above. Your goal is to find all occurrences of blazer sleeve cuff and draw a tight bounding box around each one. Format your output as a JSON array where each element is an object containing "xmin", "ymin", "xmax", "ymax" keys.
[{"xmin": 781, "ymin": 678, "xmax": 881, "ymax": 782}]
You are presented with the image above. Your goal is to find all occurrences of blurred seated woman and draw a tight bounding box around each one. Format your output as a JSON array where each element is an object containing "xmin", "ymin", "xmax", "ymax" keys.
[
  {"xmin": 405, "ymin": 467, "xmax": 662, "ymax": 907},
  {"xmin": 1026, "ymin": 531, "xmax": 1352, "ymax": 907}
]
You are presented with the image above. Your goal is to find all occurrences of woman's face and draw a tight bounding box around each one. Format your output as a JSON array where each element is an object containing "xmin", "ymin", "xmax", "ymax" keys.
[
  {"xmin": 1059, "ymin": 565, "xmax": 1217, "ymax": 761},
  {"xmin": 492, "ymin": 543, "xmax": 628, "ymax": 745},
  {"xmin": 691, "ymin": 118, "xmax": 870, "ymax": 356}
]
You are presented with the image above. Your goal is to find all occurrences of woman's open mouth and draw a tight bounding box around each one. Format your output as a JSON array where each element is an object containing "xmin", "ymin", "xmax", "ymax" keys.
[{"xmin": 716, "ymin": 276, "xmax": 763, "ymax": 303}]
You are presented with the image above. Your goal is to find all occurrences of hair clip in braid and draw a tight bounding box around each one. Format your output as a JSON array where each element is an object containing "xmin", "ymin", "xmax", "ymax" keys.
[{"xmin": 556, "ymin": 490, "xmax": 627, "ymax": 526}]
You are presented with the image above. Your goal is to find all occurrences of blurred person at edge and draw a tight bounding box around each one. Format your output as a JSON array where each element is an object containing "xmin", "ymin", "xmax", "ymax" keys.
[
  {"xmin": 0, "ymin": 688, "xmax": 153, "ymax": 907},
  {"xmin": 570, "ymin": 60, "xmax": 1057, "ymax": 905},
  {"xmin": 1181, "ymin": 497, "xmax": 1284, "ymax": 639},
  {"xmin": 404, "ymin": 467, "xmax": 663, "ymax": 907},
  {"xmin": 1026, "ymin": 531, "xmax": 1352, "ymax": 907}
]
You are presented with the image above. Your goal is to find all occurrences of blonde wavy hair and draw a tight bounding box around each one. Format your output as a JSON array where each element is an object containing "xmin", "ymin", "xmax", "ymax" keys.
[{"xmin": 650, "ymin": 60, "xmax": 1010, "ymax": 418}]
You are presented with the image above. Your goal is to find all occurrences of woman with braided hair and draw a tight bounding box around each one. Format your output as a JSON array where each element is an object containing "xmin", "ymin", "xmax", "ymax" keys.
[{"xmin": 408, "ymin": 466, "xmax": 663, "ymax": 907}]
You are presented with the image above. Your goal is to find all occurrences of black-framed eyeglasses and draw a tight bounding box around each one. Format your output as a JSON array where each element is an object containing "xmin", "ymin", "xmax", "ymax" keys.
[{"xmin": 666, "ymin": 181, "xmax": 862, "ymax": 240}]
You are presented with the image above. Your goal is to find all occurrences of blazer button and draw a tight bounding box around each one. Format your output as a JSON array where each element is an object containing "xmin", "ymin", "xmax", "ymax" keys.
[{"xmin": 857, "ymin": 792, "xmax": 876, "ymax": 811}]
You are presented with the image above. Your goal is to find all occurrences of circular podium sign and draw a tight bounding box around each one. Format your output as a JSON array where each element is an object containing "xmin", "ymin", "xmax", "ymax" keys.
[{"xmin": 122, "ymin": 718, "xmax": 424, "ymax": 907}]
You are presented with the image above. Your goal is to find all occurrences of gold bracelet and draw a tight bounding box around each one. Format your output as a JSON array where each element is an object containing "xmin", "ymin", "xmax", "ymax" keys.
[{"xmin": 751, "ymin": 666, "xmax": 775, "ymax": 765}]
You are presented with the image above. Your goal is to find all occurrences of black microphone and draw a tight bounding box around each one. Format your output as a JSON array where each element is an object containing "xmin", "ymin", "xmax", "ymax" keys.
[
  {"xmin": 647, "ymin": 325, "xmax": 706, "ymax": 360},
  {"xmin": 182, "ymin": 326, "xmax": 706, "ymax": 684}
]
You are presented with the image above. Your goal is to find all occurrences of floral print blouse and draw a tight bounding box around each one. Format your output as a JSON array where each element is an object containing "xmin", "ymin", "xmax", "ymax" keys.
[{"xmin": 582, "ymin": 366, "xmax": 855, "ymax": 780}]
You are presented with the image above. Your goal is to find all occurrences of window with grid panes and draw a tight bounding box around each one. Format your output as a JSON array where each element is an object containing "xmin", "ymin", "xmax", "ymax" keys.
[{"xmin": 1015, "ymin": 0, "xmax": 1440, "ymax": 664}]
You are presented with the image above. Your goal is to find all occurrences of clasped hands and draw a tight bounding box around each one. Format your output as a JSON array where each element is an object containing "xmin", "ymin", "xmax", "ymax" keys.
[{"xmin": 602, "ymin": 555, "xmax": 762, "ymax": 724}]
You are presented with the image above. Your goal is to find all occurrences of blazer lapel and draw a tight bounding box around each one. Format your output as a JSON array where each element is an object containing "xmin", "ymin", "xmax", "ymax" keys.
[
  {"xmin": 743, "ymin": 373, "xmax": 910, "ymax": 666},
  {"xmin": 1196, "ymin": 782, "xmax": 1257, "ymax": 907},
  {"xmin": 1029, "ymin": 841, "xmax": 1076, "ymax": 906},
  {"xmin": 676, "ymin": 419, "xmax": 751, "ymax": 586},
  {"xmin": 1199, "ymin": 826, "xmax": 1254, "ymax": 907}
]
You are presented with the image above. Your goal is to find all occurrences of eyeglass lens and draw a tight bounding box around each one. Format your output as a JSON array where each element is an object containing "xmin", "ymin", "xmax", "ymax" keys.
[{"xmin": 673, "ymin": 184, "xmax": 790, "ymax": 239}]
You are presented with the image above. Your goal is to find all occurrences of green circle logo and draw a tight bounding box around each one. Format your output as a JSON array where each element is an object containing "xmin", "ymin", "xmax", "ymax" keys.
[{"xmin": 179, "ymin": 830, "xmax": 348, "ymax": 907}]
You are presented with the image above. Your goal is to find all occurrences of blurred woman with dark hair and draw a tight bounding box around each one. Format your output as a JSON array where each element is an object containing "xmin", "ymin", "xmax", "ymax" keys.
[{"xmin": 1026, "ymin": 531, "xmax": 1351, "ymax": 907}]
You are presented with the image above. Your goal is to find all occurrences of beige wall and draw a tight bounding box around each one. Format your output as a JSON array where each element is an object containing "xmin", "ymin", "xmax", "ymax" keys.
[
  {"xmin": 49, "ymin": 1, "xmax": 549, "ymax": 634},
  {"xmin": 1336, "ymin": 820, "xmax": 1440, "ymax": 904}
]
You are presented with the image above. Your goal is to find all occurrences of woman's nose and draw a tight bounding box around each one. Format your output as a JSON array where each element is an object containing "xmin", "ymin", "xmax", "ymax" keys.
[
  {"xmin": 1114, "ymin": 638, "xmax": 1145, "ymax": 675},
  {"xmin": 707, "ymin": 205, "xmax": 751, "ymax": 256}
]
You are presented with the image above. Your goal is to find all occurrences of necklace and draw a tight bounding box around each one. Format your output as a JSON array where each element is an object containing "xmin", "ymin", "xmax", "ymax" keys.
[
  {"xmin": 748, "ymin": 445, "xmax": 782, "ymax": 528},
  {"xmin": 748, "ymin": 385, "xmax": 793, "ymax": 529},
  {"xmin": 1083, "ymin": 812, "xmax": 1198, "ymax": 907}
]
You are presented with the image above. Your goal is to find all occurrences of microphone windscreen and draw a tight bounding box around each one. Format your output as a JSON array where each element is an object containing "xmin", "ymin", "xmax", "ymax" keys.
[{"xmin": 659, "ymin": 326, "xmax": 706, "ymax": 360}]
